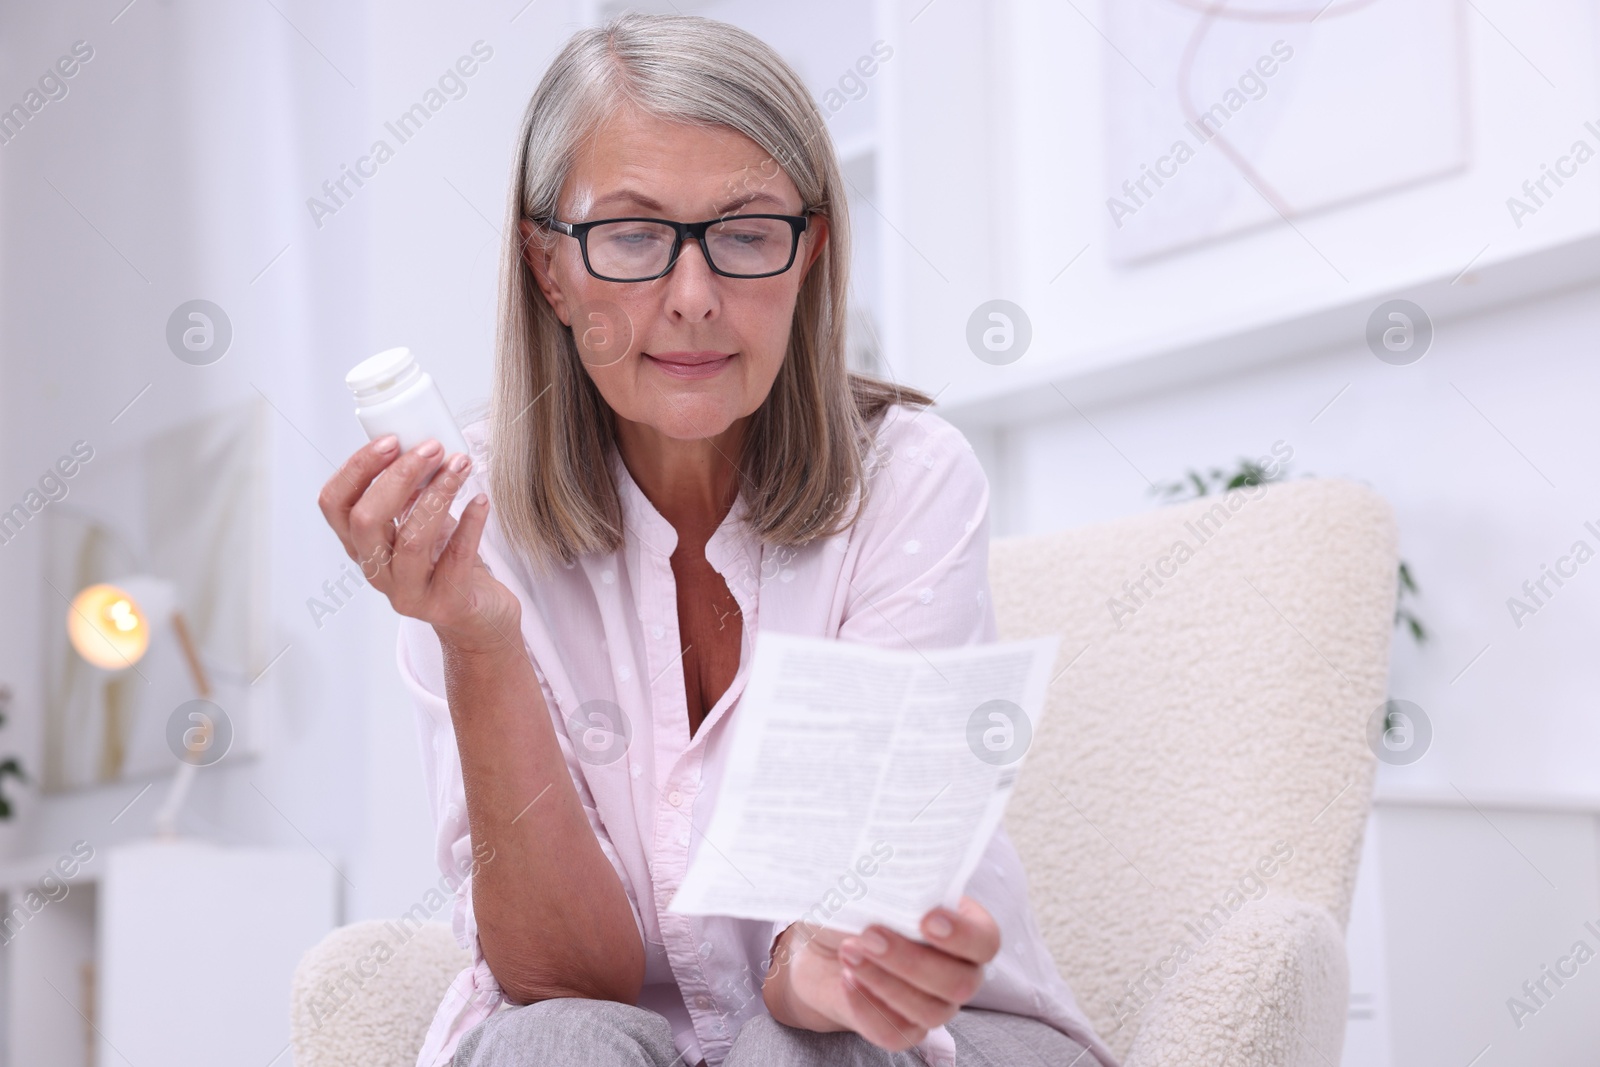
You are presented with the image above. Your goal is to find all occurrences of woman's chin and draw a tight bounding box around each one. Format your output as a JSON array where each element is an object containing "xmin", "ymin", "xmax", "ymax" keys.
[{"xmin": 622, "ymin": 397, "xmax": 747, "ymax": 442}]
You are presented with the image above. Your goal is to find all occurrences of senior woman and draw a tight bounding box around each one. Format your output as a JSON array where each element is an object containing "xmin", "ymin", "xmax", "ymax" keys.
[{"xmin": 318, "ymin": 13, "xmax": 1115, "ymax": 1067}]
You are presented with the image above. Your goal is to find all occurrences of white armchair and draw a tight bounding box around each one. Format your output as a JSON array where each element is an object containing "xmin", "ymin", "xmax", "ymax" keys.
[{"xmin": 994, "ymin": 477, "xmax": 1394, "ymax": 1067}]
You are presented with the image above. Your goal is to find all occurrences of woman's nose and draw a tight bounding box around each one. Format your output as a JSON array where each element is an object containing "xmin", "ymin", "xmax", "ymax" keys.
[{"xmin": 660, "ymin": 237, "xmax": 719, "ymax": 319}]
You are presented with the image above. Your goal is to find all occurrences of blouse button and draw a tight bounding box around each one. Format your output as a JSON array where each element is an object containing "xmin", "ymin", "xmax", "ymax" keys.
[
  {"xmin": 651, "ymin": 623, "xmax": 665, "ymax": 639},
  {"xmin": 698, "ymin": 941, "xmax": 713, "ymax": 959},
  {"xmin": 601, "ymin": 569, "xmax": 616, "ymax": 584},
  {"xmin": 669, "ymin": 790, "xmax": 682, "ymax": 806},
  {"xmin": 695, "ymin": 995, "xmax": 712, "ymax": 1010},
  {"xmin": 679, "ymin": 832, "xmax": 690, "ymax": 846},
  {"xmin": 631, "ymin": 763, "xmax": 642, "ymax": 778}
]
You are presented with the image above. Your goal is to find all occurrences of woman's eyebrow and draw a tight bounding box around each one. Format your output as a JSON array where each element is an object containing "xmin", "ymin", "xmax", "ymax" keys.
[
  {"xmin": 586, "ymin": 188, "xmax": 791, "ymax": 216},
  {"xmin": 587, "ymin": 189, "xmax": 666, "ymax": 214},
  {"xmin": 713, "ymin": 191, "xmax": 788, "ymax": 214}
]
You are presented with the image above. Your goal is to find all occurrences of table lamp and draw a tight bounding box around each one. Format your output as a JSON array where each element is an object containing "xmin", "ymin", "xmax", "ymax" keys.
[{"xmin": 66, "ymin": 577, "xmax": 215, "ymax": 838}]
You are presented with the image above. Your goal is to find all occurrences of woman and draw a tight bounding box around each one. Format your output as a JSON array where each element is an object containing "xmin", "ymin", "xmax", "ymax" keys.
[{"xmin": 317, "ymin": 13, "xmax": 1117, "ymax": 1067}]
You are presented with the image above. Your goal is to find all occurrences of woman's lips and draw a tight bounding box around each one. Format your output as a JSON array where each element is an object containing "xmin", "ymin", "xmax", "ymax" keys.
[{"xmin": 644, "ymin": 352, "xmax": 735, "ymax": 380}]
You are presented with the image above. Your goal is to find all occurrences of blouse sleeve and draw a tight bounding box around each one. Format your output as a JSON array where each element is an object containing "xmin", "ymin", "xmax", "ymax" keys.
[
  {"xmin": 836, "ymin": 406, "xmax": 996, "ymax": 651},
  {"xmin": 401, "ymin": 567, "xmax": 646, "ymax": 1066}
]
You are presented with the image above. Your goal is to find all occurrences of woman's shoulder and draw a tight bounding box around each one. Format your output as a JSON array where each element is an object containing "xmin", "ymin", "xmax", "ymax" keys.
[
  {"xmin": 869, "ymin": 401, "xmax": 986, "ymax": 489},
  {"xmin": 849, "ymin": 401, "xmax": 989, "ymax": 537},
  {"xmin": 835, "ymin": 400, "xmax": 993, "ymax": 589}
]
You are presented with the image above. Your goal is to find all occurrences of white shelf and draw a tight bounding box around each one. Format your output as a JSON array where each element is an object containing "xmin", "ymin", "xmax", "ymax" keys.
[
  {"xmin": 935, "ymin": 229, "xmax": 1600, "ymax": 429},
  {"xmin": 1373, "ymin": 781, "xmax": 1600, "ymax": 816}
]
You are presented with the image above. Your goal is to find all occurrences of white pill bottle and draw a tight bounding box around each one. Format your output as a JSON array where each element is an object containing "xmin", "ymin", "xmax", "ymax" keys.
[{"xmin": 345, "ymin": 346, "xmax": 471, "ymax": 457}]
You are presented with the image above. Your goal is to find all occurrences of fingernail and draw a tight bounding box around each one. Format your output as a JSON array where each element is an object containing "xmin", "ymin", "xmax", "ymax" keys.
[
  {"xmin": 447, "ymin": 453, "xmax": 469, "ymax": 473},
  {"xmin": 418, "ymin": 439, "xmax": 443, "ymax": 457},
  {"xmin": 926, "ymin": 914, "xmax": 954, "ymax": 938},
  {"xmin": 840, "ymin": 942, "xmax": 864, "ymax": 966},
  {"xmin": 861, "ymin": 931, "xmax": 889, "ymax": 956},
  {"xmin": 374, "ymin": 434, "xmax": 399, "ymax": 452},
  {"xmin": 473, "ymin": 493, "xmax": 488, "ymax": 507}
]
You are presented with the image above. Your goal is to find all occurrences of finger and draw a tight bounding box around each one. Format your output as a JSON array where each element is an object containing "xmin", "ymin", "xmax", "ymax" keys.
[
  {"xmin": 777, "ymin": 920, "xmax": 842, "ymax": 965},
  {"xmin": 766, "ymin": 922, "xmax": 835, "ymax": 980},
  {"xmin": 918, "ymin": 897, "xmax": 1001, "ymax": 966},
  {"xmin": 429, "ymin": 491, "xmax": 493, "ymax": 611},
  {"xmin": 431, "ymin": 513, "xmax": 460, "ymax": 565},
  {"xmin": 795, "ymin": 923, "xmax": 847, "ymax": 952},
  {"xmin": 391, "ymin": 452, "xmax": 472, "ymax": 601},
  {"xmin": 840, "ymin": 955, "xmax": 960, "ymax": 1031},
  {"xmin": 348, "ymin": 439, "xmax": 445, "ymax": 578},
  {"xmin": 317, "ymin": 435, "xmax": 400, "ymax": 555},
  {"xmin": 841, "ymin": 926, "xmax": 977, "ymax": 1006},
  {"xmin": 398, "ymin": 484, "xmax": 427, "ymax": 525},
  {"xmin": 840, "ymin": 969, "xmax": 928, "ymax": 1051}
]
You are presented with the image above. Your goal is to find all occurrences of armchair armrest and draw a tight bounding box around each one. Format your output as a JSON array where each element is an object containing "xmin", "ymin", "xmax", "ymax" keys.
[
  {"xmin": 1121, "ymin": 897, "xmax": 1348, "ymax": 1067},
  {"xmin": 292, "ymin": 920, "xmax": 468, "ymax": 1067}
]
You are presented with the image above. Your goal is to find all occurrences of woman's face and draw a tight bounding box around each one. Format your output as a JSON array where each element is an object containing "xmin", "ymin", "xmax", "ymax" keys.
[{"xmin": 522, "ymin": 105, "xmax": 829, "ymax": 443}]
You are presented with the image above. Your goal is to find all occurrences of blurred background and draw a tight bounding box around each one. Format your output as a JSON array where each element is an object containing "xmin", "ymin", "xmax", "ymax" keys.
[{"xmin": 1, "ymin": 0, "xmax": 1597, "ymax": 1063}]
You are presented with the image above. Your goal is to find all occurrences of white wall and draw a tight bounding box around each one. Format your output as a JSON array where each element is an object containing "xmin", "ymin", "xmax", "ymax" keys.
[
  {"xmin": 879, "ymin": 0, "xmax": 1600, "ymax": 406},
  {"xmin": 964, "ymin": 275, "xmax": 1600, "ymax": 795}
]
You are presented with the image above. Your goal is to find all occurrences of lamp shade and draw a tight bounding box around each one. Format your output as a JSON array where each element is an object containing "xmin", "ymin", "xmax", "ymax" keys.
[{"xmin": 66, "ymin": 577, "xmax": 176, "ymax": 671}]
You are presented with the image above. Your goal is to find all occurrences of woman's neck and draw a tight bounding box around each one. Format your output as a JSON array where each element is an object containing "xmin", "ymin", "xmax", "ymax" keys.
[{"xmin": 614, "ymin": 414, "xmax": 747, "ymax": 543}]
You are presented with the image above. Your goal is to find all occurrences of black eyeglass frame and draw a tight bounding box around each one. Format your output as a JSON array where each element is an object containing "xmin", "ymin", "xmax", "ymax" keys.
[{"xmin": 541, "ymin": 213, "xmax": 812, "ymax": 282}]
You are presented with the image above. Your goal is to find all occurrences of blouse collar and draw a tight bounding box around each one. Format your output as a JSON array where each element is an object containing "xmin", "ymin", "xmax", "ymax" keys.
[{"xmin": 609, "ymin": 446, "xmax": 754, "ymax": 573}]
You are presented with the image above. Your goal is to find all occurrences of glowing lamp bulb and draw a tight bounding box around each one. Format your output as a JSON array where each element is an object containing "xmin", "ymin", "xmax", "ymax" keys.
[
  {"xmin": 67, "ymin": 583, "xmax": 152, "ymax": 670},
  {"xmin": 107, "ymin": 598, "xmax": 139, "ymax": 631}
]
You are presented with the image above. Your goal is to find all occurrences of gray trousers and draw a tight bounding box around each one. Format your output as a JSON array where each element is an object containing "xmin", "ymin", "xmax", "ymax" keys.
[{"xmin": 453, "ymin": 997, "xmax": 1095, "ymax": 1066}]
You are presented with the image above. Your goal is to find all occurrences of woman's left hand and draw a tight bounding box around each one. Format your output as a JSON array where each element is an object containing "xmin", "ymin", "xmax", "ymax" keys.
[{"xmin": 763, "ymin": 895, "xmax": 1000, "ymax": 1051}]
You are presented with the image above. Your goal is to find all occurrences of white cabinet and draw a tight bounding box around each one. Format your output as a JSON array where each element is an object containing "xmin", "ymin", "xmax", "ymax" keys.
[
  {"xmin": 0, "ymin": 840, "xmax": 338, "ymax": 1067},
  {"xmin": 1342, "ymin": 791, "xmax": 1600, "ymax": 1067}
]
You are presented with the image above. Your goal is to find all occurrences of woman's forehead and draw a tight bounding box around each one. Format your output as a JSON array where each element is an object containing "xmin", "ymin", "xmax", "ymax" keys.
[{"xmin": 561, "ymin": 107, "xmax": 800, "ymax": 219}]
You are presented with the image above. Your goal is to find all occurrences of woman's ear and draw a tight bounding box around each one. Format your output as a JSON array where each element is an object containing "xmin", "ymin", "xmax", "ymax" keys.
[
  {"xmin": 798, "ymin": 213, "xmax": 829, "ymax": 279},
  {"xmin": 520, "ymin": 218, "xmax": 572, "ymax": 326}
]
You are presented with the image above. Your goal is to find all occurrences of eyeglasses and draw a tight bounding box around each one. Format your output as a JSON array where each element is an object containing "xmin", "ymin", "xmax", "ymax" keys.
[{"xmin": 541, "ymin": 213, "xmax": 811, "ymax": 282}]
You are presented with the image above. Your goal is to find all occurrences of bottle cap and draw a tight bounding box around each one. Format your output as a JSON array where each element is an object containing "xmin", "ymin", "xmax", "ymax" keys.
[{"xmin": 346, "ymin": 346, "xmax": 421, "ymax": 401}]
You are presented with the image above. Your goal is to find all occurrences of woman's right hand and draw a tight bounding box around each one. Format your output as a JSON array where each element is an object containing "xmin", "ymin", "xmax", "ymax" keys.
[{"xmin": 317, "ymin": 435, "xmax": 521, "ymax": 654}]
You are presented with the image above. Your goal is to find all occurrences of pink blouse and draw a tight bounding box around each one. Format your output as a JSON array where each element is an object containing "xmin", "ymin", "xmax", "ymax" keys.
[{"xmin": 402, "ymin": 403, "xmax": 1118, "ymax": 1067}]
